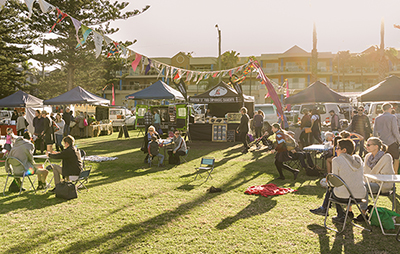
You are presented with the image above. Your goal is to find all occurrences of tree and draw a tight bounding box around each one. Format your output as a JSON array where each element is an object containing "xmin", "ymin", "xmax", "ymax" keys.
[
  {"xmin": 311, "ymin": 23, "xmax": 318, "ymax": 83},
  {"xmin": 221, "ymin": 50, "xmax": 240, "ymax": 69},
  {"xmin": 29, "ymin": 0, "xmax": 149, "ymax": 95},
  {"xmin": 0, "ymin": 0, "xmax": 37, "ymax": 98},
  {"xmin": 333, "ymin": 51, "xmax": 351, "ymax": 92}
]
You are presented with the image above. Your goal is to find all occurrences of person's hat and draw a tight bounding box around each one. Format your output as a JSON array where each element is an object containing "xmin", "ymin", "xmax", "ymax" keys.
[
  {"xmin": 42, "ymin": 110, "xmax": 48, "ymax": 115},
  {"xmin": 66, "ymin": 107, "xmax": 70, "ymax": 110},
  {"xmin": 329, "ymin": 110, "xmax": 335, "ymax": 113}
]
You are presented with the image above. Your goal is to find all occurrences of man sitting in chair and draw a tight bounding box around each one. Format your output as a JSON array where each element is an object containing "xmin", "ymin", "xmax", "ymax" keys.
[
  {"xmin": 309, "ymin": 139, "xmax": 367, "ymax": 223},
  {"xmin": 48, "ymin": 135, "xmax": 83, "ymax": 193},
  {"xmin": 168, "ymin": 130, "xmax": 187, "ymax": 165},
  {"xmin": 6, "ymin": 136, "xmax": 49, "ymax": 190}
]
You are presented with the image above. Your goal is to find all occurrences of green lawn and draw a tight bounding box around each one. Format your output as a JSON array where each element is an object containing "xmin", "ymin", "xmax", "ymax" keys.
[{"xmin": 0, "ymin": 130, "xmax": 398, "ymax": 253}]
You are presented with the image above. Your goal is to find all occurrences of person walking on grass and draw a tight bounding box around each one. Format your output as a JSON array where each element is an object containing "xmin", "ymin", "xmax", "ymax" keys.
[
  {"xmin": 374, "ymin": 103, "xmax": 400, "ymax": 173},
  {"xmin": 270, "ymin": 123, "xmax": 299, "ymax": 180}
]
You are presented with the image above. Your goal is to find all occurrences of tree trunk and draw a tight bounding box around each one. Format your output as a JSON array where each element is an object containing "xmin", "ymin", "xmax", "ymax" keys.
[{"xmin": 67, "ymin": 64, "xmax": 75, "ymax": 91}]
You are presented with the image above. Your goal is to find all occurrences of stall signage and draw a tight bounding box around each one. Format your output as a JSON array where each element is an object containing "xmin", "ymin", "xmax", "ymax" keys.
[
  {"xmin": 189, "ymin": 97, "xmax": 239, "ymax": 103},
  {"xmin": 209, "ymin": 86, "xmax": 227, "ymax": 97}
]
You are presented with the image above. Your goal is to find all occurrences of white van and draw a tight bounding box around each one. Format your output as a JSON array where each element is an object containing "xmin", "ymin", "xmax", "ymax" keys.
[
  {"xmin": 110, "ymin": 107, "xmax": 136, "ymax": 130},
  {"xmin": 255, "ymin": 104, "xmax": 279, "ymax": 124},
  {"xmin": 297, "ymin": 103, "xmax": 345, "ymax": 124},
  {"xmin": 368, "ymin": 101, "xmax": 400, "ymax": 125}
]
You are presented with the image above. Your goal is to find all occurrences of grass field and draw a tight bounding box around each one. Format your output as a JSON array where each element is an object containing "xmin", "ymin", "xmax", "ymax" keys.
[{"xmin": 0, "ymin": 130, "xmax": 399, "ymax": 253}]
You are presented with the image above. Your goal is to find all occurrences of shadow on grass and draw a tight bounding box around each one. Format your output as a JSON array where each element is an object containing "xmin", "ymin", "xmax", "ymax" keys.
[
  {"xmin": 0, "ymin": 192, "xmax": 68, "ymax": 215},
  {"xmin": 215, "ymin": 196, "xmax": 277, "ymax": 230}
]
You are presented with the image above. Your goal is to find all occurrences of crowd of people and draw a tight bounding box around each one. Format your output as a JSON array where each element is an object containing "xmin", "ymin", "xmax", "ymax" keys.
[{"xmin": 4, "ymin": 108, "xmax": 85, "ymax": 193}]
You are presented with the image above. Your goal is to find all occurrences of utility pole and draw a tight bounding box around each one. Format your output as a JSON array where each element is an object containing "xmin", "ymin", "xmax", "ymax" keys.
[{"xmin": 215, "ymin": 24, "xmax": 222, "ymax": 82}]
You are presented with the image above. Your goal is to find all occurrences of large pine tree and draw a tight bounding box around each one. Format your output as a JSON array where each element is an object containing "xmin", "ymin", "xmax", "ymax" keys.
[
  {"xmin": 29, "ymin": 0, "xmax": 149, "ymax": 98},
  {"xmin": 0, "ymin": 0, "xmax": 36, "ymax": 98}
]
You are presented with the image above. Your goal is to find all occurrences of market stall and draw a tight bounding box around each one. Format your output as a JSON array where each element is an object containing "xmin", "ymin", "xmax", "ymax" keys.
[
  {"xmin": 126, "ymin": 80, "xmax": 189, "ymax": 134},
  {"xmin": 43, "ymin": 86, "xmax": 112, "ymax": 137},
  {"xmin": 359, "ymin": 75, "xmax": 400, "ymax": 102},
  {"xmin": 0, "ymin": 90, "xmax": 44, "ymax": 135},
  {"xmin": 188, "ymin": 81, "xmax": 255, "ymax": 141}
]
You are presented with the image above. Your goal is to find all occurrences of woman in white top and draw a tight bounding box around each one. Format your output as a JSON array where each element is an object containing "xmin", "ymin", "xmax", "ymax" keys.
[
  {"xmin": 364, "ymin": 137, "xmax": 395, "ymax": 193},
  {"xmin": 310, "ymin": 139, "xmax": 367, "ymax": 223}
]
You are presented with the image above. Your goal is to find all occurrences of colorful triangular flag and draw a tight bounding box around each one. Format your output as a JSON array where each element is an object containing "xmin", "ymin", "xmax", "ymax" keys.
[
  {"xmin": 75, "ymin": 25, "xmax": 92, "ymax": 48},
  {"xmin": 24, "ymin": 0, "xmax": 35, "ymax": 18},
  {"xmin": 70, "ymin": 16, "xmax": 82, "ymax": 45},
  {"xmin": 49, "ymin": 8, "xmax": 68, "ymax": 33},
  {"xmin": 93, "ymin": 31, "xmax": 103, "ymax": 58},
  {"xmin": 131, "ymin": 53, "xmax": 142, "ymax": 72}
]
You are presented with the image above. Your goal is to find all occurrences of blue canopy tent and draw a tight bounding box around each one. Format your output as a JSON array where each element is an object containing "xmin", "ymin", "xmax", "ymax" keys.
[
  {"xmin": 125, "ymin": 80, "xmax": 185, "ymax": 101},
  {"xmin": 43, "ymin": 86, "xmax": 110, "ymax": 105}
]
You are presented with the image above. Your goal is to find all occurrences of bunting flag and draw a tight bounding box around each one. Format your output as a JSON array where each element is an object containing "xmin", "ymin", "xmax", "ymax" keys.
[
  {"xmin": 193, "ymin": 72, "xmax": 198, "ymax": 82},
  {"xmin": 70, "ymin": 16, "xmax": 82, "ymax": 46},
  {"xmin": 186, "ymin": 71, "xmax": 192, "ymax": 82},
  {"xmin": 174, "ymin": 79, "xmax": 188, "ymax": 101},
  {"xmin": 107, "ymin": 41, "xmax": 120, "ymax": 58},
  {"xmin": 131, "ymin": 53, "xmax": 142, "ymax": 72},
  {"xmin": 75, "ymin": 25, "xmax": 92, "ymax": 48},
  {"xmin": 285, "ymin": 79, "xmax": 291, "ymax": 111},
  {"xmin": 0, "ymin": 0, "xmax": 7, "ymax": 9},
  {"xmin": 196, "ymin": 72, "xmax": 205, "ymax": 84},
  {"xmin": 157, "ymin": 66, "xmax": 164, "ymax": 79},
  {"xmin": 49, "ymin": 8, "xmax": 68, "ymax": 33},
  {"xmin": 252, "ymin": 60, "xmax": 284, "ymax": 117},
  {"xmin": 164, "ymin": 66, "xmax": 170, "ymax": 80},
  {"xmin": 38, "ymin": 0, "xmax": 55, "ymax": 13},
  {"xmin": 145, "ymin": 58, "xmax": 152, "ymax": 74},
  {"xmin": 24, "ymin": 0, "xmax": 35, "ymax": 18},
  {"xmin": 104, "ymin": 36, "xmax": 113, "ymax": 45},
  {"xmin": 93, "ymin": 31, "xmax": 103, "ymax": 58},
  {"xmin": 264, "ymin": 92, "xmax": 270, "ymax": 99},
  {"xmin": 212, "ymin": 72, "xmax": 218, "ymax": 78}
]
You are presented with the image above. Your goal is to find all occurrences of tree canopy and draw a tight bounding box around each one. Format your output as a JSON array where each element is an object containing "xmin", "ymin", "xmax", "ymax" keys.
[{"xmin": 0, "ymin": 0, "xmax": 37, "ymax": 98}]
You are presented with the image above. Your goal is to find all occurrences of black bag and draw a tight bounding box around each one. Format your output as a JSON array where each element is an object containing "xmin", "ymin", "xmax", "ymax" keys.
[
  {"xmin": 24, "ymin": 118, "xmax": 29, "ymax": 127},
  {"xmin": 9, "ymin": 179, "xmax": 20, "ymax": 193},
  {"xmin": 306, "ymin": 166, "xmax": 321, "ymax": 176},
  {"xmin": 55, "ymin": 182, "xmax": 77, "ymax": 200}
]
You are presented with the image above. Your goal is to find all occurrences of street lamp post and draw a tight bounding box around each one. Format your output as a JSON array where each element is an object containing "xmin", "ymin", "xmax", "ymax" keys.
[{"xmin": 215, "ymin": 24, "xmax": 221, "ymax": 82}]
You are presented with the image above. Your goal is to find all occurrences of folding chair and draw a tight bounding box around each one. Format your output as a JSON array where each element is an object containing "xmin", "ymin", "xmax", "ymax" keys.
[
  {"xmin": 148, "ymin": 155, "xmax": 160, "ymax": 167},
  {"xmin": 324, "ymin": 173, "xmax": 371, "ymax": 233},
  {"xmin": 73, "ymin": 169, "xmax": 91, "ymax": 192},
  {"xmin": 194, "ymin": 157, "xmax": 215, "ymax": 182},
  {"xmin": 182, "ymin": 147, "xmax": 190, "ymax": 163},
  {"xmin": 3, "ymin": 157, "xmax": 36, "ymax": 196},
  {"xmin": 285, "ymin": 159, "xmax": 302, "ymax": 170}
]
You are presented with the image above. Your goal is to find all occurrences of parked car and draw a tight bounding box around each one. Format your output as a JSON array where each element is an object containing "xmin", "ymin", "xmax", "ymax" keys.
[
  {"xmin": 297, "ymin": 103, "xmax": 345, "ymax": 125},
  {"xmin": 255, "ymin": 104, "xmax": 279, "ymax": 126},
  {"xmin": 284, "ymin": 105, "xmax": 300, "ymax": 123},
  {"xmin": 110, "ymin": 107, "xmax": 136, "ymax": 130},
  {"xmin": 367, "ymin": 101, "xmax": 400, "ymax": 126}
]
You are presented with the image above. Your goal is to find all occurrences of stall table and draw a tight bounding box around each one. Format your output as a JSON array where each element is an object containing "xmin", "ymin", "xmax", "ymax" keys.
[
  {"xmin": 303, "ymin": 144, "xmax": 330, "ymax": 170},
  {"xmin": 71, "ymin": 123, "xmax": 112, "ymax": 138},
  {"xmin": 189, "ymin": 123, "xmax": 240, "ymax": 141}
]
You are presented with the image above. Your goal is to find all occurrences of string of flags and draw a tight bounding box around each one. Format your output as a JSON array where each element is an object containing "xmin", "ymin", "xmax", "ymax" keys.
[{"xmin": 1, "ymin": 0, "xmax": 253, "ymax": 83}]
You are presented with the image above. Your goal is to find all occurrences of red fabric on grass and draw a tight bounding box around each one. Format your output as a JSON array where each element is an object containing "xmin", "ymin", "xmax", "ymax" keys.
[{"xmin": 245, "ymin": 183, "xmax": 297, "ymax": 197}]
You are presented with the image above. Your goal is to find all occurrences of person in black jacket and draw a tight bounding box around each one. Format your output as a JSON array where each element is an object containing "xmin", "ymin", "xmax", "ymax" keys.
[
  {"xmin": 41, "ymin": 110, "xmax": 55, "ymax": 153},
  {"xmin": 33, "ymin": 110, "xmax": 45, "ymax": 154},
  {"xmin": 48, "ymin": 135, "xmax": 83, "ymax": 193},
  {"xmin": 62, "ymin": 107, "xmax": 72, "ymax": 136},
  {"xmin": 236, "ymin": 107, "xmax": 250, "ymax": 154}
]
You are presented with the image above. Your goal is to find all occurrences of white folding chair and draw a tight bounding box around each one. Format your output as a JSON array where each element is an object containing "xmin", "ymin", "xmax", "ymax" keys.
[
  {"xmin": 324, "ymin": 173, "xmax": 371, "ymax": 233},
  {"xmin": 3, "ymin": 157, "xmax": 36, "ymax": 196}
]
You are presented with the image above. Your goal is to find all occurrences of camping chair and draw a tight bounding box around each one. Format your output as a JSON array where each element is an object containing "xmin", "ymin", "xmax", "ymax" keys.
[
  {"xmin": 3, "ymin": 157, "xmax": 36, "ymax": 196},
  {"xmin": 324, "ymin": 173, "xmax": 371, "ymax": 233},
  {"xmin": 72, "ymin": 169, "xmax": 91, "ymax": 192},
  {"xmin": 194, "ymin": 157, "xmax": 215, "ymax": 182},
  {"xmin": 182, "ymin": 147, "xmax": 190, "ymax": 163},
  {"xmin": 148, "ymin": 155, "xmax": 160, "ymax": 167}
]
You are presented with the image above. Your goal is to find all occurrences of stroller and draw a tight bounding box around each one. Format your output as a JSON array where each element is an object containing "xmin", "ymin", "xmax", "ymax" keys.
[{"xmin": 249, "ymin": 131, "xmax": 274, "ymax": 151}]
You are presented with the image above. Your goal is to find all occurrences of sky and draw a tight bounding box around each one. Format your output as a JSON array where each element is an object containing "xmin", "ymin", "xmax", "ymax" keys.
[{"xmin": 105, "ymin": 0, "xmax": 400, "ymax": 58}]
